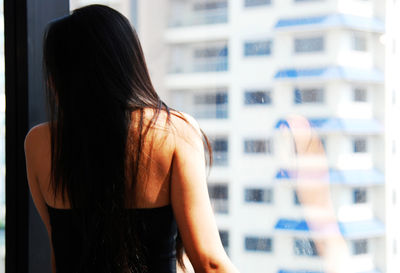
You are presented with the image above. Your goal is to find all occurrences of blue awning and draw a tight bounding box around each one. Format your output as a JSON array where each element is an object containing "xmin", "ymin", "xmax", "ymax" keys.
[
  {"xmin": 275, "ymin": 14, "xmax": 385, "ymax": 33},
  {"xmin": 275, "ymin": 118, "xmax": 383, "ymax": 134},
  {"xmin": 275, "ymin": 169, "xmax": 384, "ymax": 186},
  {"xmin": 278, "ymin": 270, "xmax": 323, "ymax": 273},
  {"xmin": 274, "ymin": 66, "xmax": 384, "ymax": 83},
  {"xmin": 275, "ymin": 219, "xmax": 385, "ymax": 238}
]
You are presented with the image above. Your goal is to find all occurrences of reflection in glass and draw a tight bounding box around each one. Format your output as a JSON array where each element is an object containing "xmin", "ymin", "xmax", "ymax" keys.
[{"xmin": 68, "ymin": 0, "xmax": 400, "ymax": 272}]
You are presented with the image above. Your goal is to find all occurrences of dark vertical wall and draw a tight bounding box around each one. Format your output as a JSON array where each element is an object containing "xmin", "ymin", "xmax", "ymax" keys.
[
  {"xmin": 26, "ymin": 3, "xmax": 69, "ymax": 273},
  {"xmin": 5, "ymin": 1, "xmax": 69, "ymax": 273}
]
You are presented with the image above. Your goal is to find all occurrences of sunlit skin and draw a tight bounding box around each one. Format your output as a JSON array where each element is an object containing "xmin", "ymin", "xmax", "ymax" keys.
[
  {"xmin": 281, "ymin": 115, "xmax": 351, "ymax": 273},
  {"xmin": 24, "ymin": 107, "xmax": 240, "ymax": 273}
]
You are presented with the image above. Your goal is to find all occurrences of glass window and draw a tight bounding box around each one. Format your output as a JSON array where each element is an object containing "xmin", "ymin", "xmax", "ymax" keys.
[
  {"xmin": 169, "ymin": 43, "xmax": 228, "ymax": 73},
  {"xmin": 352, "ymin": 239, "xmax": 368, "ymax": 255},
  {"xmin": 193, "ymin": 1, "xmax": 228, "ymax": 10},
  {"xmin": 352, "ymin": 32, "xmax": 368, "ymax": 51},
  {"xmin": 294, "ymin": 238, "xmax": 319, "ymax": 256},
  {"xmin": 244, "ymin": 139, "xmax": 272, "ymax": 154},
  {"xmin": 70, "ymin": 1, "xmax": 393, "ymax": 272},
  {"xmin": 294, "ymin": 37, "xmax": 324, "ymax": 53},
  {"xmin": 208, "ymin": 184, "xmax": 229, "ymax": 214},
  {"xmin": 219, "ymin": 230, "xmax": 230, "ymax": 254},
  {"xmin": 353, "ymin": 87, "xmax": 367, "ymax": 102},
  {"xmin": 293, "ymin": 190, "xmax": 301, "ymax": 205},
  {"xmin": 245, "ymin": 188, "xmax": 273, "ymax": 203},
  {"xmin": 353, "ymin": 188, "xmax": 367, "ymax": 204},
  {"xmin": 245, "ymin": 237, "xmax": 273, "ymax": 252},
  {"xmin": 193, "ymin": 91, "xmax": 229, "ymax": 119},
  {"xmin": 353, "ymin": 138, "xmax": 367, "ymax": 153},
  {"xmin": 244, "ymin": 40, "xmax": 272, "ymax": 56},
  {"xmin": 244, "ymin": 90, "xmax": 272, "ymax": 105},
  {"xmin": 294, "ymin": 88, "xmax": 324, "ymax": 104},
  {"xmin": 244, "ymin": 0, "xmax": 272, "ymax": 7},
  {"xmin": 211, "ymin": 137, "xmax": 229, "ymax": 166}
]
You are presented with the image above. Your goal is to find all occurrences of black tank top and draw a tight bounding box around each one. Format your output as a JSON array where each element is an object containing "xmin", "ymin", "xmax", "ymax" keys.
[{"xmin": 46, "ymin": 204, "xmax": 178, "ymax": 273}]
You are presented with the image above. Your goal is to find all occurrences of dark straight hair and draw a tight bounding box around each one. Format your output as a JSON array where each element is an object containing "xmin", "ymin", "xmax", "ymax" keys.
[{"xmin": 43, "ymin": 4, "xmax": 212, "ymax": 273}]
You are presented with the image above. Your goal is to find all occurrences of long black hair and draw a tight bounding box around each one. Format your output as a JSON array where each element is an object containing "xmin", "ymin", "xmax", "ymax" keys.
[{"xmin": 43, "ymin": 4, "xmax": 212, "ymax": 273}]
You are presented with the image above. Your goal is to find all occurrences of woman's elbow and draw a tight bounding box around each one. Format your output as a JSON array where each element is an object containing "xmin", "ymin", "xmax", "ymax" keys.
[{"xmin": 193, "ymin": 256, "xmax": 239, "ymax": 273}]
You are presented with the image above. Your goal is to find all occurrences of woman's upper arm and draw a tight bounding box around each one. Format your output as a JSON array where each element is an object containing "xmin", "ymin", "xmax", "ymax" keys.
[
  {"xmin": 170, "ymin": 113, "xmax": 236, "ymax": 272},
  {"xmin": 24, "ymin": 125, "xmax": 52, "ymax": 235}
]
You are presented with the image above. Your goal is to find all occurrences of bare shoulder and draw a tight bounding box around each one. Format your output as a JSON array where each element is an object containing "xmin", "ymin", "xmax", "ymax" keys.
[
  {"xmin": 24, "ymin": 122, "xmax": 51, "ymax": 151},
  {"xmin": 168, "ymin": 110, "xmax": 202, "ymax": 139}
]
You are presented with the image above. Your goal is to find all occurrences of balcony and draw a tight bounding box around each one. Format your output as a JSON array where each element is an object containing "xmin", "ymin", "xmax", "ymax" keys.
[
  {"xmin": 168, "ymin": 1, "xmax": 228, "ymax": 28},
  {"xmin": 170, "ymin": 57, "xmax": 228, "ymax": 74}
]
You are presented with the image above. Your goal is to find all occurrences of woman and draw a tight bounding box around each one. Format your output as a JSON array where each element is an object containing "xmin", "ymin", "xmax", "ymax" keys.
[{"xmin": 24, "ymin": 4, "xmax": 239, "ymax": 273}]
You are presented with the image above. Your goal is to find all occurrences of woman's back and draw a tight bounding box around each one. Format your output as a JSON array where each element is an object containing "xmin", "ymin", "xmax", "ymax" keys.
[
  {"xmin": 36, "ymin": 108, "xmax": 175, "ymax": 209},
  {"xmin": 25, "ymin": 4, "xmax": 239, "ymax": 272},
  {"xmin": 27, "ymin": 108, "xmax": 183, "ymax": 273}
]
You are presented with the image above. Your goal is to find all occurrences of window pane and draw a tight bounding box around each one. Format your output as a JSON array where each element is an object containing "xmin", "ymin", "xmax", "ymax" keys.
[
  {"xmin": 244, "ymin": 139, "xmax": 272, "ymax": 154},
  {"xmin": 244, "ymin": 40, "xmax": 272, "ymax": 56},
  {"xmin": 245, "ymin": 237, "xmax": 273, "ymax": 252},
  {"xmin": 245, "ymin": 188, "xmax": 273, "ymax": 203},
  {"xmin": 294, "ymin": 238, "xmax": 318, "ymax": 256},
  {"xmin": 352, "ymin": 239, "xmax": 368, "ymax": 255},
  {"xmin": 244, "ymin": 90, "xmax": 272, "ymax": 105},
  {"xmin": 352, "ymin": 32, "xmax": 368, "ymax": 51},
  {"xmin": 208, "ymin": 184, "xmax": 229, "ymax": 214},
  {"xmin": 353, "ymin": 138, "xmax": 367, "ymax": 153},
  {"xmin": 294, "ymin": 37, "xmax": 324, "ymax": 53},
  {"xmin": 244, "ymin": 0, "xmax": 271, "ymax": 7},
  {"xmin": 69, "ymin": 1, "xmax": 396, "ymax": 273},
  {"xmin": 294, "ymin": 88, "xmax": 324, "ymax": 104},
  {"xmin": 353, "ymin": 87, "xmax": 367, "ymax": 102},
  {"xmin": 353, "ymin": 188, "xmax": 367, "ymax": 204}
]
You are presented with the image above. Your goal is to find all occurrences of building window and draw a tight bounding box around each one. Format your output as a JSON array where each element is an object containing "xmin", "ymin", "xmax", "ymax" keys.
[
  {"xmin": 211, "ymin": 137, "xmax": 229, "ymax": 166},
  {"xmin": 219, "ymin": 230, "xmax": 229, "ymax": 253},
  {"xmin": 193, "ymin": 91, "xmax": 228, "ymax": 119},
  {"xmin": 294, "ymin": 238, "xmax": 318, "ymax": 256},
  {"xmin": 293, "ymin": 190, "xmax": 301, "ymax": 205},
  {"xmin": 245, "ymin": 188, "xmax": 273, "ymax": 203},
  {"xmin": 244, "ymin": 0, "xmax": 272, "ymax": 7},
  {"xmin": 352, "ymin": 239, "xmax": 368, "ymax": 255},
  {"xmin": 244, "ymin": 40, "xmax": 272, "ymax": 56},
  {"xmin": 294, "ymin": 88, "xmax": 324, "ymax": 104},
  {"xmin": 353, "ymin": 188, "xmax": 367, "ymax": 204},
  {"xmin": 294, "ymin": 37, "xmax": 324, "ymax": 53},
  {"xmin": 208, "ymin": 184, "xmax": 229, "ymax": 214},
  {"xmin": 244, "ymin": 90, "xmax": 272, "ymax": 105},
  {"xmin": 245, "ymin": 236, "xmax": 273, "ymax": 252},
  {"xmin": 353, "ymin": 138, "xmax": 367, "ymax": 153},
  {"xmin": 353, "ymin": 87, "xmax": 367, "ymax": 102},
  {"xmin": 352, "ymin": 32, "xmax": 367, "ymax": 51},
  {"xmin": 244, "ymin": 139, "xmax": 272, "ymax": 154},
  {"xmin": 192, "ymin": 45, "xmax": 228, "ymax": 72},
  {"xmin": 193, "ymin": 1, "xmax": 228, "ymax": 11}
]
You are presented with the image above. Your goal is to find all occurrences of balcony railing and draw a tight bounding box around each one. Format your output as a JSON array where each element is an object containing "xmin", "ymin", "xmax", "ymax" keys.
[
  {"xmin": 168, "ymin": 9, "xmax": 228, "ymax": 28},
  {"xmin": 170, "ymin": 58, "xmax": 228, "ymax": 74},
  {"xmin": 194, "ymin": 104, "xmax": 228, "ymax": 119}
]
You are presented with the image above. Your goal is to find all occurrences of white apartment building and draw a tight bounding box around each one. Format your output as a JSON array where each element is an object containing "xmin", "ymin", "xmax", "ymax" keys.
[{"xmin": 68, "ymin": 0, "xmax": 400, "ymax": 272}]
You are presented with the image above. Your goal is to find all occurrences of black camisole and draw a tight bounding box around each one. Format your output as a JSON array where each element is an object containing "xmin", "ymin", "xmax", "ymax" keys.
[{"xmin": 46, "ymin": 204, "xmax": 178, "ymax": 273}]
